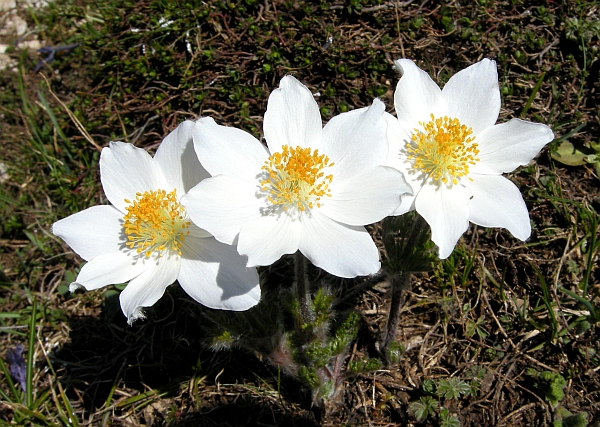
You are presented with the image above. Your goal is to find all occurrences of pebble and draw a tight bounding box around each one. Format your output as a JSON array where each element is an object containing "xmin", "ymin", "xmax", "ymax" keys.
[{"xmin": 0, "ymin": 0, "xmax": 48, "ymax": 71}]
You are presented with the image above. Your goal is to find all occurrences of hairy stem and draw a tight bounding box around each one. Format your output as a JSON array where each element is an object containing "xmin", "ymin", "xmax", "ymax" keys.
[
  {"xmin": 382, "ymin": 271, "xmax": 412, "ymax": 362},
  {"xmin": 294, "ymin": 251, "xmax": 314, "ymax": 331}
]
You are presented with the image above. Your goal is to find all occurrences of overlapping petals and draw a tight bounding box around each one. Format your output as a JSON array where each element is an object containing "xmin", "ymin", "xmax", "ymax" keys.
[
  {"xmin": 53, "ymin": 121, "xmax": 260, "ymax": 323},
  {"xmin": 183, "ymin": 76, "xmax": 410, "ymax": 278},
  {"xmin": 386, "ymin": 58, "xmax": 554, "ymax": 258}
]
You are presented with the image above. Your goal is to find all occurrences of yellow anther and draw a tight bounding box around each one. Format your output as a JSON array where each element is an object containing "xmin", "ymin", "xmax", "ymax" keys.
[
  {"xmin": 261, "ymin": 145, "xmax": 334, "ymax": 211},
  {"xmin": 406, "ymin": 114, "xmax": 479, "ymax": 185},
  {"xmin": 122, "ymin": 188, "xmax": 190, "ymax": 257}
]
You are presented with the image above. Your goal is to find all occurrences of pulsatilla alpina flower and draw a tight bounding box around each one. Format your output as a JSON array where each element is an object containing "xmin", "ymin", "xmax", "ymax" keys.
[
  {"xmin": 182, "ymin": 76, "xmax": 410, "ymax": 278},
  {"xmin": 52, "ymin": 121, "xmax": 260, "ymax": 324},
  {"xmin": 386, "ymin": 59, "xmax": 555, "ymax": 259}
]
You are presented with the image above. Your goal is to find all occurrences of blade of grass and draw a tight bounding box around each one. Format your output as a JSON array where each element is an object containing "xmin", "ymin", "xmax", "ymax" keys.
[
  {"xmin": 117, "ymin": 381, "xmax": 184, "ymax": 411},
  {"xmin": 521, "ymin": 72, "xmax": 545, "ymax": 118},
  {"xmin": 17, "ymin": 67, "xmax": 54, "ymax": 170},
  {"xmin": 0, "ymin": 312, "xmax": 21, "ymax": 319},
  {"xmin": 580, "ymin": 211, "xmax": 598, "ymax": 299},
  {"xmin": 559, "ymin": 287, "xmax": 597, "ymax": 322},
  {"xmin": 0, "ymin": 329, "xmax": 27, "ymax": 337},
  {"xmin": 530, "ymin": 263, "xmax": 559, "ymax": 341},
  {"xmin": 0, "ymin": 387, "xmax": 13, "ymax": 403},
  {"xmin": 26, "ymin": 299, "xmax": 36, "ymax": 409},
  {"xmin": 0, "ymin": 356, "xmax": 20, "ymax": 402},
  {"xmin": 23, "ymin": 230, "xmax": 48, "ymax": 253},
  {"xmin": 0, "ymin": 191, "xmax": 18, "ymax": 206},
  {"xmin": 40, "ymin": 73, "xmax": 102, "ymax": 152},
  {"xmin": 9, "ymin": 403, "xmax": 60, "ymax": 427},
  {"xmin": 39, "ymin": 340, "xmax": 80, "ymax": 427},
  {"xmin": 30, "ymin": 388, "xmax": 52, "ymax": 416},
  {"xmin": 36, "ymin": 90, "xmax": 74, "ymax": 156},
  {"xmin": 551, "ymin": 123, "xmax": 585, "ymax": 145},
  {"xmin": 101, "ymin": 359, "xmax": 126, "ymax": 412}
]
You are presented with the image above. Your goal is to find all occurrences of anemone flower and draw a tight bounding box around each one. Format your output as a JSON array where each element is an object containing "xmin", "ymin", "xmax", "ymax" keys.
[
  {"xmin": 52, "ymin": 121, "xmax": 261, "ymax": 324},
  {"xmin": 182, "ymin": 76, "xmax": 410, "ymax": 278},
  {"xmin": 386, "ymin": 59, "xmax": 555, "ymax": 259}
]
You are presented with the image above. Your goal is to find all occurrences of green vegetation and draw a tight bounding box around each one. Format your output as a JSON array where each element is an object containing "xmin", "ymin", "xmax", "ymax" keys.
[{"xmin": 1, "ymin": 0, "xmax": 599, "ymax": 425}]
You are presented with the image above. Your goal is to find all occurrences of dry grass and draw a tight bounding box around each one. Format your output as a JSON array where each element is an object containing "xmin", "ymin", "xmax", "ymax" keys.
[{"xmin": 1, "ymin": 0, "xmax": 599, "ymax": 426}]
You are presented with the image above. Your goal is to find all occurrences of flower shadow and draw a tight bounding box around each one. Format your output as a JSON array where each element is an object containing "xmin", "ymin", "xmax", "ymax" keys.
[{"xmin": 51, "ymin": 285, "xmax": 317, "ymax": 425}]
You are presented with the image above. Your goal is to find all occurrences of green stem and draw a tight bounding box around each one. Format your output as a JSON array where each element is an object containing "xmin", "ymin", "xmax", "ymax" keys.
[{"xmin": 26, "ymin": 299, "xmax": 36, "ymax": 408}]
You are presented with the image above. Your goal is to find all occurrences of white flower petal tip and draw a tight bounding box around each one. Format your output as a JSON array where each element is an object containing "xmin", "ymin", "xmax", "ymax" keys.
[
  {"xmin": 466, "ymin": 175, "xmax": 533, "ymax": 242},
  {"xmin": 154, "ymin": 120, "xmax": 211, "ymax": 194},
  {"xmin": 192, "ymin": 117, "xmax": 267, "ymax": 180},
  {"xmin": 389, "ymin": 59, "xmax": 553, "ymax": 258},
  {"xmin": 178, "ymin": 237, "xmax": 261, "ymax": 311},
  {"xmin": 126, "ymin": 307, "xmax": 146, "ymax": 325},
  {"xmin": 474, "ymin": 119, "xmax": 555, "ymax": 174},
  {"xmin": 299, "ymin": 213, "xmax": 381, "ymax": 278},
  {"xmin": 263, "ymin": 75, "xmax": 323, "ymax": 153},
  {"xmin": 68, "ymin": 282, "xmax": 84, "ymax": 293},
  {"xmin": 51, "ymin": 205, "xmax": 126, "ymax": 261}
]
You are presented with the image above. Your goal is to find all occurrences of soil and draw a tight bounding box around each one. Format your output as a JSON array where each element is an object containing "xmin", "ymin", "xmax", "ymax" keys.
[{"xmin": 0, "ymin": 0, "xmax": 599, "ymax": 426}]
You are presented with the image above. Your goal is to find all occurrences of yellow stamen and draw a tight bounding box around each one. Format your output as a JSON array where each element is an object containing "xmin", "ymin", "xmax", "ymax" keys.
[
  {"xmin": 261, "ymin": 145, "xmax": 334, "ymax": 211},
  {"xmin": 123, "ymin": 189, "xmax": 190, "ymax": 257},
  {"xmin": 406, "ymin": 114, "xmax": 479, "ymax": 185}
]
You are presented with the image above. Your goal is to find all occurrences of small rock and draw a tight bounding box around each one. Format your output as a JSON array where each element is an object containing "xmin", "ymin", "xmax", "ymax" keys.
[
  {"xmin": 0, "ymin": 0, "xmax": 17, "ymax": 12},
  {"xmin": 0, "ymin": 162, "xmax": 9, "ymax": 183}
]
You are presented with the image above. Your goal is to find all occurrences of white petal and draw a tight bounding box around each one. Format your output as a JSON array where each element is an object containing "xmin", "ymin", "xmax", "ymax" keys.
[
  {"xmin": 52, "ymin": 205, "xmax": 125, "ymax": 261},
  {"xmin": 384, "ymin": 111, "xmax": 412, "ymax": 166},
  {"xmin": 100, "ymin": 142, "xmax": 166, "ymax": 212},
  {"xmin": 178, "ymin": 236, "xmax": 260, "ymax": 311},
  {"xmin": 263, "ymin": 75, "xmax": 323, "ymax": 153},
  {"xmin": 299, "ymin": 212, "xmax": 380, "ymax": 278},
  {"xmin": 465, "ymin": 174, "xmax": 531, "ymax": 240},
  {"xmin": 187, "ymin": 223, "xmax": 213, "ymax": 239},
  {"xmin": 321, "ymin": 99, "xmax": 388, "ymax": 180},
  {"xmin": 391, "ymin": 193, "xmax": 416, "ymax": 216},
  {"xmin": 237, "ymin": 214, "xmax": 302, "ymax": 267},
  {"xmin": 442, "ymin": 59, "xmax": 500, "ymax": 135},
  {"xmin": 154, "ymin": 120, "xmax": 211, "ymax": 194},
  {"xmin": 393, "ymin": 59, "xmax": 444, "ymax": 134},
  {"xmin": 71, "ymin": 251, "xmax": 145, "ymax": 291},
  {"xmin": 193, "ymin": 117, "xmax": 268, "ymax": 180},
  {"xmin": 472, "ymin": 119, "xmax": 554, "ymax": 174},
  {"xmin": 182, "ymin": 175, "xmax": 263, "ymax": 245},
  {"xmin": 322, "ymin": 166, "xmax": 408, "ymax": 226},
  {"xmin": 119, "ymin": 254, "xmax": 180, "ymax": 324},
  {"xmin": 415, "ymin": 183, "xmax": 471, "ymax": 259},
  {"xmin": 384, "ymin": 115, "xmax": 422, "ymax": 216}
]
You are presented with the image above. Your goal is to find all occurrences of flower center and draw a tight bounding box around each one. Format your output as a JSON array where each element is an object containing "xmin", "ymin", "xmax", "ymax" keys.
[
  {"xmin": 406, "ymin": 114, "xmax": 479, "ymax": 185},
  {"xmin": 260, "ymin": 145, "xmax": 334, "ymax": 211},
  {"xmin": 123, "ymin": 189, "xmax": 190, "ymax": 257}
]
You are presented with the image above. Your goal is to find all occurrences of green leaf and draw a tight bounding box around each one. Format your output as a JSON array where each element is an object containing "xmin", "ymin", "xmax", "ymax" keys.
[
  {"xmin": 408, "ymin": 396, "xmax": 438, "ymax": 421},
  {"xmin": 551, "ymin": 141, "xmax": 588, "ymax": 166},
  {"xmin": 437, "ymin": 378, "xmax": 472, "ymax": 399},
  {"xmin": 440, "ymin": 407, "xmax": 461, "ymax": 427}
]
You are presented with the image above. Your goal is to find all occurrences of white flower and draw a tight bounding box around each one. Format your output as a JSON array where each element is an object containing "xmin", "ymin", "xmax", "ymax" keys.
[
  {"xmin": 181, "ymin": 76, "xmax": 410, "ymax": 278},
  {"xmin": 52, "ymin": 121, "xmax": 261, "ymax": 324},
  {"xmin": 386, "ymin": 59, "xmax": 555, "ymax": 259}
]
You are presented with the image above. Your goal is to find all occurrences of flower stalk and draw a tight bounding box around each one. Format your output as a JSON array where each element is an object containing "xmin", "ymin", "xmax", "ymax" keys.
[
  {"xmin": 381, "ymin": 212, "xmax": 435, "ymax": 364},
  {"xmin": 382, "ymin": 270, "xmax": 412, "ymax": 363},
  {"xmin": 294, "ymin": 251, "xmax": 315, "ymax": 340}
]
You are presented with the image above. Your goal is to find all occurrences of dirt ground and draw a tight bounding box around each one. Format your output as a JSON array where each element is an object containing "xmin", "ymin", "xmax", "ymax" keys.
[{"xmin": 1, "ymin": 0, "xmax": 599, "ymax": 426}]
